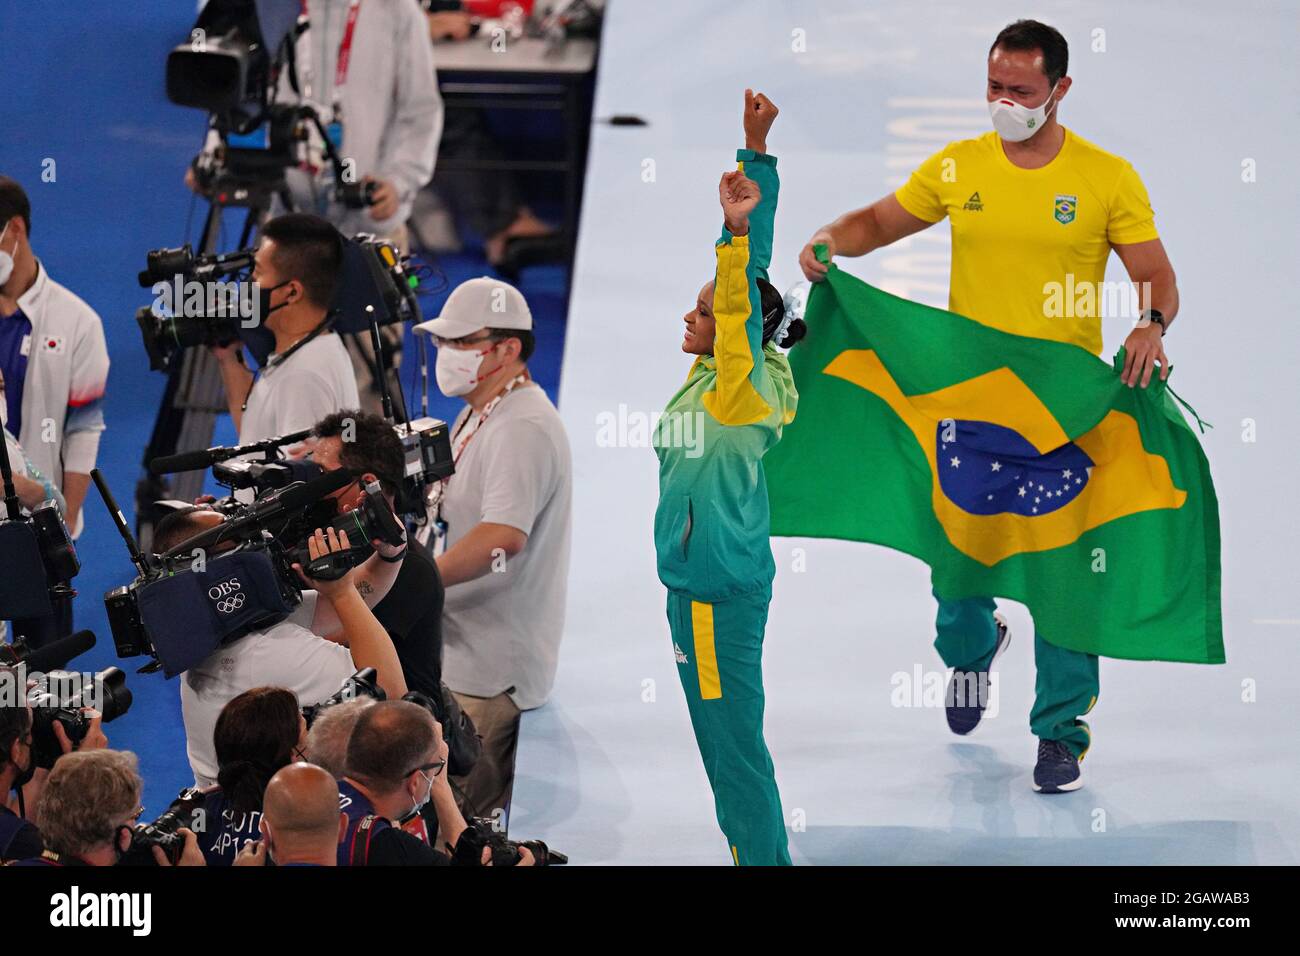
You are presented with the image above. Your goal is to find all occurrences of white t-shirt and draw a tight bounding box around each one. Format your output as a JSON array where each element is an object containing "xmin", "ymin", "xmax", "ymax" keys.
[
  {"xmin": 438, "ymin": 384, "xmax": 572, "ymax": 710},
  {"xmin": 179, "ymin": 600, "xmax": 353, "ymax": 788},
  {"xmin": 238, "ymin": 333, "xmax": 361, "ymax": 447}
]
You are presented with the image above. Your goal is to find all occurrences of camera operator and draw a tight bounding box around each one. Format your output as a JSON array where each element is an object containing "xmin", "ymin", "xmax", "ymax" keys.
[
  {"xmin": 0, "ymin": 177, "xmax": 109, "ymax": 542},
  {"xmin": 233, "ymin": 762, "xmax": 344, "ymax": 867},
  {"xmin": 413, "ymin": 277, "xmax": 573, "ymax": 827},
  {"xmin": 1, "ymin": 691, "xmax": 108, "ymax": 862},
  {"xmin": 153, "ymin": 507, "xmax": 407, "ymax": 787},
  {"xmin": 13, "ymin": 749, "xmax": 203, "ymax": 867},
  {"xmin": 194, "ymin": 686, "xmax": 309, "ymax": 865},
  {"xmin": 187, "ymin": 1, "xmax": 443, "ymax": 415},
  {"xmin": 339, "ymin": 699, "xmax": 531, "ymax": 865},
  {"xmin": 308, "ymin": 410, "xmax": 444, "ymax": 696},
  {"xmin": 210, "ymin": 214, "xmax": 360, "ymax": 453}
]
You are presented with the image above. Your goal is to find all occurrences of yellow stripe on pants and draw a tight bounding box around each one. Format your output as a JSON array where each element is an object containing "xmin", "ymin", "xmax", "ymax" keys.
[{"xmin": 691, "ymin": 600, "xmax": 722, "ymax": 700}]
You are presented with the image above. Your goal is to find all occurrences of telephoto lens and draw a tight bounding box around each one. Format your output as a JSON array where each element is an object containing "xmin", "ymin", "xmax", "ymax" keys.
[{"xmin": 28, "ymin": 667, "xmax": 134, "ymax": 767}]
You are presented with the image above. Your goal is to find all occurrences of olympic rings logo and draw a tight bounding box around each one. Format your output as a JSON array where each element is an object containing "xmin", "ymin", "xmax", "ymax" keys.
[{"xmin": 215, "ymin": 593, "xmax": 246, "ymax": 614}]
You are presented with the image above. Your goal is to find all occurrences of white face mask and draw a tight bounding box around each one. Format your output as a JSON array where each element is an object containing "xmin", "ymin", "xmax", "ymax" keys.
[
  {"xmin": 0, "ymin": 222, "xmax": 15, "ymax": 288},
  {"xmin": 988, "ymin": 81, "xmax": 1059, "ymax": 143},
  {"xmin": 435, "ymin": 342, "xmax": 496, "ymax": 397}
]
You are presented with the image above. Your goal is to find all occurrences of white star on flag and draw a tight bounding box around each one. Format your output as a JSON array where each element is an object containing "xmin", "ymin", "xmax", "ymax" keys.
[
  {"xmin": 950, "ymin": 457, "xmax": 960, "ymax": 468},
  {"xmin": 991, "ymin": 461, "xmax": 1002, "ymax": 472}
]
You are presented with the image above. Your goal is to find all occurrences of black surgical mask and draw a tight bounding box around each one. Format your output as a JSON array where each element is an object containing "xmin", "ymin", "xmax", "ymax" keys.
[
  {"xmin": 10, "ymin": 737, "xmax": 36, "ymax": 791},
  {"xmin": 258, "ymin": 279, "xmax": 293, "ymax": 322}
]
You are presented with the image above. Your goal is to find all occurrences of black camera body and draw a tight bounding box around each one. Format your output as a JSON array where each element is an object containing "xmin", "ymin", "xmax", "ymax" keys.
[
  {"xmin": 28, "ymin": 667, "xmax": 133, "ymax": 769},
  {"xmin": 394, "ymin": 417, "xmax": 454, "ymax": 515},
  {"xmin": 120, "ymin": 788, "xmax": 208, "ymax": 866},
  {"xmin": 301, "ymin": 668, "xmax": 386, "ymax": 727},
  {"xmin": 134, "ymin": 245, "xmax": 257, "ymax": 371},
  {"xmin": 451, "ymin": 818, "xmax": 568, "ymax": 867},
  {"xmin": 336, "ymin": 179, "xmax": 378, "ymax": 209},
  {"xmin": 211, "ymin": 456, "xmax": 322, "ymax": 493},
  {"xmin": 0, "ymin": 459, "xmax": 80, "ymax": 621},
  {"xmin": 30, "ymin": 505, "xmax": 80, "ymax": 586}
]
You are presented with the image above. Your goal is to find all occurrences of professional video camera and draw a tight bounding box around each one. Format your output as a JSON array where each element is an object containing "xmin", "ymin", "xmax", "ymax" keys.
[
  {"xmin": 92, "ymin": 462, "xmax": 403, "ymax": 678},
  {"xmin": 119, "ymin": 788, "xmax": 207, "ymax": 866},
  {"xmin": 166, "ymin": 0, "xmax": 298, "ymax": 133},
  {"xmin": 168, "ymin": 0, "xmax": 393, "ymax": 218},
  {"xmin": 450, "ymin": 817, "xmax": 568, "ymax": 867},
  {"xmin": 132, "ymin": 231, "xmax": 424, "ymax": 372},
  {"xmin": 0, "ymin": 434, "xmax": 79, "ymax": 622},
  {"xmin": 27, "ymin": 666, "xmax": 133, "ymax": 769}
]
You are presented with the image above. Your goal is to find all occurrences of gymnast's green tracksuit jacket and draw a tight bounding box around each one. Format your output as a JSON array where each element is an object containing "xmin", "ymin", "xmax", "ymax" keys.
[{"xmin": 653, "ymin": 149, "xmax": 798, "ymax": 604}]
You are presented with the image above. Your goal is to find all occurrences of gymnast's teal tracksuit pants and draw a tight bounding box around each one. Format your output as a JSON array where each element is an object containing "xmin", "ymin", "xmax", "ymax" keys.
[{"xmin": 666, "ymin": 584, "xmax": 791, "ymax": 866}]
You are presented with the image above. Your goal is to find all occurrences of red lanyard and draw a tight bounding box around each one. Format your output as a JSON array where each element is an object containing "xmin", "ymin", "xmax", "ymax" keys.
[
  {"xmin": 297, "ymin": 0, "xmax": 362, "ymax": 99},
  {"xmin": 335, "ymin": 0, "xmax": 362, "ymax": 90},
  {"xmin": 448, "ymin": 375, "xmax": 531, "ymax": 474}
]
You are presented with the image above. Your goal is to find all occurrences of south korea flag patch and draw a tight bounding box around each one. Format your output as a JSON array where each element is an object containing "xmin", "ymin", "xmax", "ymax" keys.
[{"xmin": 42, "ymin": 334, "xmax": 67, "ymax": 354}]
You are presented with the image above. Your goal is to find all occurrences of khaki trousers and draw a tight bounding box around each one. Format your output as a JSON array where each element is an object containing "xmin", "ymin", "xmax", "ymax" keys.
[{"xmin": 449, "ymin": 690, "xmax": 522, "ymax": 830}]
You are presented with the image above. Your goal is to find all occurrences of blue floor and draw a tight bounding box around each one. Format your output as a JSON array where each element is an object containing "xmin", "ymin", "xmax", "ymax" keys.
[{"xmin": 0, "ymin": 3, "xmax": 570, "ymax": 814}]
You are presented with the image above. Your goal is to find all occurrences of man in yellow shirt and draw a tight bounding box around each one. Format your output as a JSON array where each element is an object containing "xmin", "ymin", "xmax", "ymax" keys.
[{"xmin": 799, "ymin": 19, "xmax": 1180, "ymax": 793}]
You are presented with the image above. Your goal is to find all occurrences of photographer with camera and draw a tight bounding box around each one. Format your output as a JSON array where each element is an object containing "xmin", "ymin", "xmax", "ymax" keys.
[
  {"xmin": 337, "ymin": 699, "xmax": 532, "ymax": 865},
  {"xmin": 11, "ymin": 749, "xmax": 203, "ymax": 867},
  {"xmin": 154, "ymin": 506, "xmax": 407, "ymax": 788},
  {"xmin": 191, "ymin": 686, "xmax": 309, "ymax": 865},
  {"xmin": 1, "ymin": 689, "xmax": 109, "ymax": 862},
  {"xmin": 308, "ymin": 410, "xmax": 444, "ymax": 696},
  {"xmin": 232, "ymin": 762, "xmax": 344, "ymax": 867},
  {"xmin": 210, "ymin": 214, "xmax": 360, "ymax": 452}
]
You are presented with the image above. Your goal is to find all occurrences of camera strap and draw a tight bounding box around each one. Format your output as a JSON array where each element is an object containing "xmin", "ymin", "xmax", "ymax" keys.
[
  {"xmin": 240, "ymin": 315, "xmax": 335, "ymax": 413},
  {"xmin": 428, "ymin": 374, "xmax": 531, "ymax": 544}
]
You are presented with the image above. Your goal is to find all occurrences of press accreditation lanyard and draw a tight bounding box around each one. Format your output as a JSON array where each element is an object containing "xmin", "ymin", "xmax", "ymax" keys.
[
  {"xmin": 297, "ymin": 0, "xmax": 362, "ymax": 105},
  {"xmin": 427, "ymin": 374, "xmax": 532, "ymax": 553}
]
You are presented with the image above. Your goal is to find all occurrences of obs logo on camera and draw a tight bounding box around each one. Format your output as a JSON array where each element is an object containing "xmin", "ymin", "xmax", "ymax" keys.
[{"xmin": 208, "ymin": 577, "xmax": 245, "ymax": 615}]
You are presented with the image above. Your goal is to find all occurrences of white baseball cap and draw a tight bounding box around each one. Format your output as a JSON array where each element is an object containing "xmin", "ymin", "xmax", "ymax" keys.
[{"xmin": 413, "ymin": 276, "xmax": 532, "ymax": 341}]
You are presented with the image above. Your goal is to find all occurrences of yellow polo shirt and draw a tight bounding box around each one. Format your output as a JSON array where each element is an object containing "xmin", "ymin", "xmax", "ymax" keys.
[{"xmin": 895, "ymin": 128, "xmax": 1159, "ymax": 355}]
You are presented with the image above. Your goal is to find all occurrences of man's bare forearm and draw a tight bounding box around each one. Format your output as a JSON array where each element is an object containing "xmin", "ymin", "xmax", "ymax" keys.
[
  {"xmin": 330, "ymin": 587, "xmax": 407, "ymax": 699},
  {"xmin": 311, "ymin": 550, "xmax": 403, "ymax": 637},
  {"xmin": 216, "ymin": 358, "xmax": 254, "ymax": 433},
  {"xmin": 60, "ymin": 471, "xmax": 90, "ymax": 528},
  {"xmin": 1145, "ymin": 268, "xmax": 1180, "ymax": 327},
  {"xmin": 823, "ymin": 205, "xmax": 884, "ymax": 257},
  {"xmin": 432, "ymin": 781, "xmax": 468, "ymax": 851},
  {"xmin": 436, "ymin": 522, "xmax": 526, "ymax": 588}
]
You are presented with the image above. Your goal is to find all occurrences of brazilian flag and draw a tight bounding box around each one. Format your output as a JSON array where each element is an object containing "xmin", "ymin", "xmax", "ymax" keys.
[{"xmin": 765, "ymin": 256, "xmax": 1223, "ymax": 664}]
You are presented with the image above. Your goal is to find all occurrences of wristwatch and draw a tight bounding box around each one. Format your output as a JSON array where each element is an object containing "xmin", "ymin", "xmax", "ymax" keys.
[{"xmin": 1141, "ymin": 308, "xmax": 1166, "ymax": 336}]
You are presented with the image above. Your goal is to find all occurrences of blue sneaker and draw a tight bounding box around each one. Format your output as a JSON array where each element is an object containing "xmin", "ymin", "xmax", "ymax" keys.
[
  {"xmin": 944, "ymin": 612, "xmax": 1010, "ymax": 735},
  {"xmin": 1033, "ymin": 738, "xmax": 1083, "ymax": 793}
]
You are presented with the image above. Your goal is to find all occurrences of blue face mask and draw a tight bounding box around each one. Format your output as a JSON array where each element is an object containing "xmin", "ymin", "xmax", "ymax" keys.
[{"xmin": 397, "ymin": 768, "xmax": 435, "ymax": 825}]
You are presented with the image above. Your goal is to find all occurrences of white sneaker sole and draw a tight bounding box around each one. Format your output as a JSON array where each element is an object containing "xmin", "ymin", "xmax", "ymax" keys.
[{"xmin": 1033, "ymin": 774, "xmax": 1085, "ymax": 794}]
